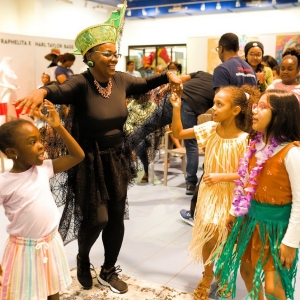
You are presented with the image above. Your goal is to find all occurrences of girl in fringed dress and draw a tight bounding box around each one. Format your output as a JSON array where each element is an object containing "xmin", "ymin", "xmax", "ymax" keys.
[
  {"xmin": 215, "ymin": 90, "xmax": 300, "ymax": 300},
  {"xmin": 170, "ymin": 84, "xmax": 260, "ymax": 300},
  {"xmin": 0, "ymin": 101, "xmax": 84, "ymax": 300}
]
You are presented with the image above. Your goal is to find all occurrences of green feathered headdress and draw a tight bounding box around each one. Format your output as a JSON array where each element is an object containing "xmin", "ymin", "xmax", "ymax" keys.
[{"xmin": 73, "ymin": 1, "xmax": 126, "ymax": 56}]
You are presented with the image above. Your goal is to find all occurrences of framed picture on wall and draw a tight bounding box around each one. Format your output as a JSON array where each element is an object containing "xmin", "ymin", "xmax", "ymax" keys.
[{"xmin": 275, "ymin": 35, "xmax": 300, "ymax": 64}]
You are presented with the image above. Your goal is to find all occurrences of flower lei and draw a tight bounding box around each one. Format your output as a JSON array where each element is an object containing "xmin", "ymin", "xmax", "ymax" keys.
[{"xmin": 232, "ymin": 132, "xmax": 279, "ymax": 217}]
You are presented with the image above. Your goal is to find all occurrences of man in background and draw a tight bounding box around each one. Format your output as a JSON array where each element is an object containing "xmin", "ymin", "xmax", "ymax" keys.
[{"xmin": 213, "ymin": 32, "xmax": 256, "ymax": 92}]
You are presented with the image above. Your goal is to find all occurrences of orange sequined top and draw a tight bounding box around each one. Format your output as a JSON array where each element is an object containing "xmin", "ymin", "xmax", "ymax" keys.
[
  {"xmin": 250, "ymin": 142, "xmax": 300, "ymax": 206},
  {"xmin": 243, "ymin": 141, "xmax": 300, "ymax": 270}
]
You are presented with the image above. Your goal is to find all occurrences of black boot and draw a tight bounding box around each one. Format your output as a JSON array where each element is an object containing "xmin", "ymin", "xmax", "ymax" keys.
[
  {"xmin": 77, "ymin": 254, "xmax": 92, "ymax": 289},
  {"xmin": 98, "ymin": 265, "xmax": 128, "ymax": 294}
]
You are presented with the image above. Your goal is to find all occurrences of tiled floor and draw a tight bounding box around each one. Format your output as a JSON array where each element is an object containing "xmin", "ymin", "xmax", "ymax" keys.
[{"xmin": 1, "ymin": 154, "xmax": 300, "ymax": 299}]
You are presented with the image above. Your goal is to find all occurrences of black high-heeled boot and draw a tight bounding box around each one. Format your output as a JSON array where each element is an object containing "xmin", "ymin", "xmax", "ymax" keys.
[{"xmin": 77, "ymin": 254, "xmax": 93, "ymax": 289}]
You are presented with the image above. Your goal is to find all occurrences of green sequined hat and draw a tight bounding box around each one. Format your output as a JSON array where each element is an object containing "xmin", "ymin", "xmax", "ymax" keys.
[{"xmin": 73, "ymin": 1, "xmax": 127, "ymax": 56}]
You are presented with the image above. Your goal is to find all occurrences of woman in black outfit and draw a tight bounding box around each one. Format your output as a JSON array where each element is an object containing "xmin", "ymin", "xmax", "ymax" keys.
[{"xmin": 16, "ymin": 1, "xmax": 181, "ymax": 294}]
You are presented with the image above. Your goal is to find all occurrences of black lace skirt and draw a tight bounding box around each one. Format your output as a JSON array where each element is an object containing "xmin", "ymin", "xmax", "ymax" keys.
[{"xmin": 58, "ymin": 134, "xmax": 136, "ymax": 245}]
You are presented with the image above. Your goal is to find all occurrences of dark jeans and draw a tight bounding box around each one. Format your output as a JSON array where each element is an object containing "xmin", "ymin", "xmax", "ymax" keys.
[
  {"xmin": 181, "ymin": 100, "xmax": 199, "ymax": 186},
  {"xmin": 190, "ymin": 163, "xmax": 204, "ymax": 217},
  {"xmin": 135, "ymin": 135, "xmax": 152, "ymax": 173}
]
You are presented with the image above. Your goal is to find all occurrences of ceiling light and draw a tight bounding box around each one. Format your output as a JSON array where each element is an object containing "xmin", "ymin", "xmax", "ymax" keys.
[
  {"xmin": 127, "ymin": 9, "xmax": 131, "ymax": 16},
  {"xmin": 93, "ymin": 5, "xmax": 107, "ymax": 12},
  {"xmin": 246, "ymin": 1, "xmax": 268, "ymax": 6},
  {"xmin": 272, "ymin": 0, "xmax": 276, "ymax": 4},
  {"xmin": 155, "ymin": 6, "xmax": 160, "ymax": 14},
  {"xmin": 57, "ymin": 0, "xmax": 73, "ymax": 4},
  {"xmin": 235, "ymin": 0, "xmax": 241, "ymax": 7},
  {"xmin": 142, "ymin": 8, "xmax": 147, "ymax": 16},
  {"xmin": 168, "ymin": 6, "xmax": 187, "ymax": 12},
  {"xmin": 201, "ymin": 3, "xmax": 205, "ymax": 11},
  {"xmin": 216, "ymin": 2, "xmax": 221, "ymax": 10}
]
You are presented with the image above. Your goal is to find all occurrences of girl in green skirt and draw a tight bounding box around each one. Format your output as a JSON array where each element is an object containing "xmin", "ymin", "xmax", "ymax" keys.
[{"xmin": 215, "ymin": 89, "xmax": 300, "ymax": 299}]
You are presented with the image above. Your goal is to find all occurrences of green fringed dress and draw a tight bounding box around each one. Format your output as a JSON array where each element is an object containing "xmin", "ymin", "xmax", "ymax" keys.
[{"xmin": 215, "ymin": 142, "xmax": 300, "ymax": 300}]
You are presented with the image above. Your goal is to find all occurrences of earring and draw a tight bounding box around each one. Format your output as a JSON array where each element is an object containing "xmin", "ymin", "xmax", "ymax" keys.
[
  {"xmin": 87, "ymin": 60, "xmax": 94, "ymax": 68},
  {"xmin": 15, "ymin": 156, "xmax": 17, "ymax": 160}
]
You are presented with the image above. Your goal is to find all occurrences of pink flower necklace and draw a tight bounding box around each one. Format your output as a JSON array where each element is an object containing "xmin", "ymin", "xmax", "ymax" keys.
[
  {"xmin": 232, "ymin": 132, "xmax": 278, "ymax": 217},
  {"xmin": 93, "ymin": 78, "xmax": 112, "ymax": 99}
]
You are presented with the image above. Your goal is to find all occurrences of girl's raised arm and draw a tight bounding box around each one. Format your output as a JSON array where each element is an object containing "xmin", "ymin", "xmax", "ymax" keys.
[
  {"xmin": 38, "ymin": 100, "xmax": 85, "ymax": 174},
  {"xmin": 169, "ymin": 89, "xmax": 195, "ymax": 140}
]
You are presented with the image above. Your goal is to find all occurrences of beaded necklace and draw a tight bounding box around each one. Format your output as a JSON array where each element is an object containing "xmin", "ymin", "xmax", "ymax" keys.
[
  {"xmin": 232, "ymin": 132, "xmax": 278, "ymax": 217},
  {"xmin": 93, "ymin": 78, "xmax": 112, "ymax": 99}
]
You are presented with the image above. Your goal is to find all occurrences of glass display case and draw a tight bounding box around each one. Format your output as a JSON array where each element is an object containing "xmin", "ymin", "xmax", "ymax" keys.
[{"xmin": 128, "ymin": 44, "xmax": 187, "ymax": 77}]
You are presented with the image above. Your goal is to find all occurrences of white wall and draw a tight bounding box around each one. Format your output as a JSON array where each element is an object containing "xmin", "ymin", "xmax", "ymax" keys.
[
  {"xmin": 0, "ymin": 0, "xmax": 19, "ymax": 33},
  {"xmin": 0, "ymin": 0, "xmax": 114, "ymax": 38}
]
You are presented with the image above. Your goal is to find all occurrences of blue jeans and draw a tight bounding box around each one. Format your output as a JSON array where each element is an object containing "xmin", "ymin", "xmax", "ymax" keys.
[{"xmin": 181, "ymin": 100, "xmax": 198, "ymax": 186}]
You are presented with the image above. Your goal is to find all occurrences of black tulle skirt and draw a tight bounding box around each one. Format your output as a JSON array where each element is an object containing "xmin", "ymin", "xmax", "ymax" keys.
[{"xmin": 58, "ymin": 135, "xmax": 135, "ymax": 244}]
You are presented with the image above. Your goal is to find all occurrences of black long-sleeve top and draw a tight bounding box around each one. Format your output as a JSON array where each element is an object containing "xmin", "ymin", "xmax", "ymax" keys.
[{"xmin": 42, "ymin": 69, "xmax": 169, "ymax": 139}]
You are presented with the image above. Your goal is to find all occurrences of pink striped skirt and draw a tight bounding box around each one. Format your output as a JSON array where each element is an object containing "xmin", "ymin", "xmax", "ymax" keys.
[{"xmin": 0, "ymin": 230, "xmax": 71, "ymax": 300}]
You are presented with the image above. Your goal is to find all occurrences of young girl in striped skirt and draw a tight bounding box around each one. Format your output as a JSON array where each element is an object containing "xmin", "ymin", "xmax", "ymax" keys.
[{"xmin": 0, "ymin": 100, "xmax": 84, "ymax": 300}]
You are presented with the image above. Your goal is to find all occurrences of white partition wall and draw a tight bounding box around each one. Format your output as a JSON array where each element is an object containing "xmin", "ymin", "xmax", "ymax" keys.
[{"xmin": 0, "ymin": 32, "xmax": 86, "ymax": 99}]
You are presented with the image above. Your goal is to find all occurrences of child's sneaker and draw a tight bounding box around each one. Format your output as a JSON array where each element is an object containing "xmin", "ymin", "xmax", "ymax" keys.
[
  {"xmin": 98, "ymin": 265, "xmax": 128, "ymax": 294},
  {"xmin": 180, "ymin": 209, "xmax": 194, "ymax": 226}
]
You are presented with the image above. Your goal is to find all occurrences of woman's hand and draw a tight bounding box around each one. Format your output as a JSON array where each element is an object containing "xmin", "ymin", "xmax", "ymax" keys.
[
  {"xmin": 226, "ymin": 214, "xmax": 237, "ymax": 232},
  {"xmin": 257, "ymin": 71, "xmax": 265, "ymax": 85},
  {"xmin": 169, "ymin": 89, "xmax": 182, "ymax": 108},
  {"xmin": 36, "ymin": 100, "xmax": 61, "ymax": 128},
  {"xmin": 203, "ymin": 173, "xmax": 223, "ymax": 186},
  {"xmin": 168, "ymin": 71, "xmax": 183, "ymax": 98},
  {"xmin": 168, "ymin": 72, "xmax": 182, "ymax": 85},
  {"xmin": 15, "ymin": 89, "xmax": 47, "ymax": 116},
  {"xmin": 279, "ymin": 244, "xmax": 297, "ymax": 270}
]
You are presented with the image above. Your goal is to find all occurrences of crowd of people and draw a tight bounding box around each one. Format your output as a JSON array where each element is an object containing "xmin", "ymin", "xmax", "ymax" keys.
[{"xmin": 0, "ymin": 2, "xmax": 300, "ymax": 300}]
